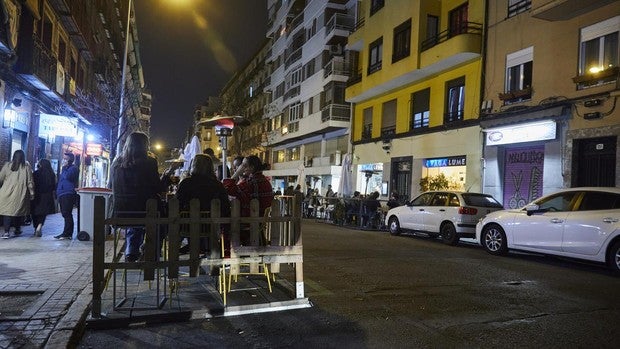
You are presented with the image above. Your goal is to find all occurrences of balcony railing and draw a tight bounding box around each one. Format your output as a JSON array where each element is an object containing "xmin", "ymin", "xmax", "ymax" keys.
[
  {"xmin": 288, "ymin": 12, "xmax": 304, "ymax": 36},
  {"xmin": 283, "ymin": 85, "xmax": 300, "ymax": 101},
  {"xmin": 420, "ymin": 21, "xmax": 482, "ymax": 52},
  {"xmin": 323, "ymin": 58, "xmax": 351, "ymax": 78},
  {"xmin": 285, "ymin": 46, "xmax": 302, "ymax": 69},
  {"xmin": 347, "ymin": 68, "xmax": 363, "ymax": 86},
  {"xmin": 321, "ymin": 103, "xmax": 350, "ymax": 122},
  {"xmin": 325, "ymin": 13, "xmax": 355, "ymax": 38},
  {"xmin": 16, "ymin": 35, "xmax": 57, "ymax": 91}
]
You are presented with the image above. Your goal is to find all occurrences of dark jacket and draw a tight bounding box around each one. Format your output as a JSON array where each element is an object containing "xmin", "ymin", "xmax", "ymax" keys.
[
  {"xmin": 56, "ymin": 164, "xmax": 78, "ymax": 198},
  {"xmin": 32, "ymin": 169, "xmax": 57, "ymax": 216},
  {"xmin": 176, "ymin": 174, "xmax": 231, "ymax": 216},
  {"xmin": 111, "ymin": 156, "xmax": 167, "ymax": 215}
]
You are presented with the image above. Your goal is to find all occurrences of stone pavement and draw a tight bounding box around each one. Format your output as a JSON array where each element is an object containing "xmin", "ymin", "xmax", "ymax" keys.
[{"xmin": 0, "ymin": 210, "xmax": 93, "ymax": 349}]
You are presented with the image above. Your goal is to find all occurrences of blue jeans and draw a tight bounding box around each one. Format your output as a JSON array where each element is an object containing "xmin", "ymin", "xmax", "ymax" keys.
[{"xmin": 125, "ymin": 227, "xmax": 145, "ymax": 259}]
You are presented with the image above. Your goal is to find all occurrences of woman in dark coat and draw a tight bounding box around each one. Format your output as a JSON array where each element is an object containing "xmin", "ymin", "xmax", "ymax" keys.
[
  {"xmin": 111, "ymin": 132, "xmax": 173, "ymax": 262},
  {"xmin": 176, "ymin": 154, "xmax": 231, "ymax": 255},
  {"xmin": 31, "ymin": 159, "xmax": 57, "ymax": 237}
]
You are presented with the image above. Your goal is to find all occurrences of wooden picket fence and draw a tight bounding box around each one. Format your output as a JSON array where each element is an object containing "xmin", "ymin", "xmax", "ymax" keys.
[{"xmin": 90, "ymin": 195, "xmax": 304, "ymax": 317}]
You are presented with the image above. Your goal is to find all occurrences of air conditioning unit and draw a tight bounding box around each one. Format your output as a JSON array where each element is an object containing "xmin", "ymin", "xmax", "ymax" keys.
[
  {"xmin": 304, "ymin": 156, "xmax": 313, "ymax": 167},
  {"xmin": 329, "ymin": 44, "xmax": 343, "ymax": 55}
]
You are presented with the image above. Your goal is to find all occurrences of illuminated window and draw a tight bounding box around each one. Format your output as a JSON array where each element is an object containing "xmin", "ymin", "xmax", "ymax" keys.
[{"xmin": 579, "ymin": 16, "xmax": 619, "ymax": 83}]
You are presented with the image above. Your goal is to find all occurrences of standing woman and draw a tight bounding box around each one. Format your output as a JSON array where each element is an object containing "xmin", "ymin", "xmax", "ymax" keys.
[
  {"xmin": 0, "ymin": 150, "xmax": 35, "ymax": 239},
  {"xmin": 111, "ymin": 132, "xmax": 173, "ymax": 262},
  {"xmin": 55, "ymin": 152, "xmax": 79, "ymax": 240},
  {"xmin": 31, "ymin": 158, "xmax": 57, "ymax": 237}
]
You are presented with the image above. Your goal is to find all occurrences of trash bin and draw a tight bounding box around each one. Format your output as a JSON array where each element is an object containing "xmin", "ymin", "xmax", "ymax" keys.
[{"xmin": 77, "ymin": 187, "xmax": 113, "ymax": 241}]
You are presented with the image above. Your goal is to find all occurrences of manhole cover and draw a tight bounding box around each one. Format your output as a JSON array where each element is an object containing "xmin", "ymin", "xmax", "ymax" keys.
[{"xmin": 0, "ymin": 293, "xmax": 42, "ymax": 317}]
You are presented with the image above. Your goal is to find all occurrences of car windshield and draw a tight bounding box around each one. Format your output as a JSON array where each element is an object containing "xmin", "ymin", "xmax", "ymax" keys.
[{"xmin": 461, "ymin": 193, "xmax": 503, "ymax": 208}]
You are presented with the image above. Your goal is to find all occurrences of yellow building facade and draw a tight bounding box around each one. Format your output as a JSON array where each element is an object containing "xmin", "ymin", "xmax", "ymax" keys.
[{"xmin": 346, "ymin": 0, "xmax": 485, "ymax": 200}]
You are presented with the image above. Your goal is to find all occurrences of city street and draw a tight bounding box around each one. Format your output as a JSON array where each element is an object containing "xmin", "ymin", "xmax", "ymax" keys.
[{"xmin": 78, "ymin": 219, "xmax": 620, "ymax": 348}]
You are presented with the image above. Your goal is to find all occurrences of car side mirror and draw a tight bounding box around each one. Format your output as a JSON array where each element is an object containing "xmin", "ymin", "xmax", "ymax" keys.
[
  {"xmin": 406, "ymin": 201, "xmax": 414, "ymax": 207},
  {"xmin": 525, "ymin": 204, "xmax": 539, "ymax": 216}
]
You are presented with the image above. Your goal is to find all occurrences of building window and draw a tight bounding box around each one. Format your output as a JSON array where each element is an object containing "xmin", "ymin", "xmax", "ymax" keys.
[
  {"xmin": 577, "ymin": 16, "xmax": 619, "ymax": 88},
  {"xmin": 508, "ymin": 0, "xmax": 531, "ymax": 18},
  {"xmin": 362, "ymin": 107, "xmax": 373, "ymax": 140},
  {"xmin": 449, "ymin": 3, "xmax": 468, "ymax": 37},
  {"xmin": 392, "ymin": 19, "xmax": 411, "ymax": 63},
  {"xmin": 368, "ymin": 37, "xmax": 383, "ymax": 74},
  {"xmin": 381, "ymin": 99, "xmax": 397, "ymax": 136},
  {"xmin": 426, "ymin": 15, "xmax": 439, "ymax": 43},
  {"xmin": 275, "ymin": 82, "xmax": 285, "ymax": 99},
  {"xmin": 411, "ymin": 88, "xmax": 430, "ymax": 129},
  {"xmin": 289, "ymin": 102, "xmax": 302, "ymax": 121},
  {"xmin": 370, "ymin": 0, "xmax": 384, "ymax": 16},
  {"xmin": 502, "ymin": 46, "xmax": 533, "ymax": 102},
  {"xmin": 445, "ymin": 77, "xmax": 465, "ymax": 123}
]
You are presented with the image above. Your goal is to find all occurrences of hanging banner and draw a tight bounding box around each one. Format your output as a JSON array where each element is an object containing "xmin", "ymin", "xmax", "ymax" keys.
[{"xmin": 503, "ymin": 145, "xmax": 544, "ymax": 209}]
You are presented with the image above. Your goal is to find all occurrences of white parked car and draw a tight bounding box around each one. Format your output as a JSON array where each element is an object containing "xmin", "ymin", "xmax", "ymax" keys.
[
  {"xmin": 386, "ymin": 191, "xmax": 504, "ymax": 245},
  {"xmin": 476, "ymin": 187, "xmax": 620, "ymax": 273}
]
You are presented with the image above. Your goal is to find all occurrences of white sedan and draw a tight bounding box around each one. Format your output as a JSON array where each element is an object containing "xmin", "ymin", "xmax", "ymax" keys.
[{"xmin": 476, "ymin": 187, "xmax": 620, "ymax": 273}]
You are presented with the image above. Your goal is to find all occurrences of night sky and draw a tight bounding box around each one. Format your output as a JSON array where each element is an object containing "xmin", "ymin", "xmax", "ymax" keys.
[{"xmin": 134, "ymin": 0, "xmax": 268, "ymax": 149}]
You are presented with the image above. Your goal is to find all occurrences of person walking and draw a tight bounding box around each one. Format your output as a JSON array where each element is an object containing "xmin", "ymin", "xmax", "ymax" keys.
[
  {"xmin": 31, "ymin": 158, "xmax": 57, "ymax": 237},
  {"xmin": 0, "ymin": 150, "xmax": 35, "ymax": 239},
  {"xmin": 111, "ymin": 132, "xmax": 174, "ymax": 262},
  {"xmin": 55, "ymin": 152, "xmax": 79, "ymax": 240}
]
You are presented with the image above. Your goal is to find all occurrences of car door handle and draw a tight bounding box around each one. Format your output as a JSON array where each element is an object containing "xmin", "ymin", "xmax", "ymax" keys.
[
  {"xmin": 439, "ymin": 209, "xmax": 446, "ymax": 212},
  {"xmin": 550, "ymin": 218, "xmax": 564, "ymax": 224},
  {"xmin": 419, "ymin": 209, "xmax": 425, "ymax": 211},
  {"xmin": 603, "ymin": 217, "xmax": 619, "ymax": 223}
]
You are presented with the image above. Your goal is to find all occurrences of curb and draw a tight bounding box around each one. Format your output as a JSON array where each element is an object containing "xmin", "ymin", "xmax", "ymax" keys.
[{"xmin": 44, "ymin": 283, "xmax": 93, "ymax": 349}]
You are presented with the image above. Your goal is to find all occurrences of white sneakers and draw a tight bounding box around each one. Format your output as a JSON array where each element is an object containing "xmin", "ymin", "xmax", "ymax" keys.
[{"xmin": 2, "ymin": 232, "xmax": 9, "ymax": 239}]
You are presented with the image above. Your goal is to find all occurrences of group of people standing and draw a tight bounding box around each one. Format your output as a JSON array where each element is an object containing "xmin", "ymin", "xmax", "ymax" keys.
[
  {"xmin": 0, "ymin": 150, "xmax": 79, "ymax": 239},
  {"xmin": 111, "ymin": 131, "xmax": 274, "ymax": 262}
]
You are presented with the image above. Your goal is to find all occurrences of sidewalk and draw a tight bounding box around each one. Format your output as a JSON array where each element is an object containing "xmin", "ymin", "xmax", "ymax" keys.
[{"xmin": 0, "ymin": 210, "xmax": 92, "ymax": 349}]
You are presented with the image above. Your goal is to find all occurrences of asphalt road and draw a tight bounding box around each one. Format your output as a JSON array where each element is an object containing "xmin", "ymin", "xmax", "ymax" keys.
[{"xmin": 78, "ymin": 220, "xmax": 620, "ymax": 348}]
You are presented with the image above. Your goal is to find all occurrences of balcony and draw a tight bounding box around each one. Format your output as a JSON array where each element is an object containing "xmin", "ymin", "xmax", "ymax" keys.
[
  {"xmin": 285, "ymin": 46, "xmax": 302, "ymax": 69},
  {"xmin": 325, "ymin": 13, "xmax": 354, "ymax": 45},
  {"xmin": 16, "ymin": 36, "xmax": 57, "ymax": 91},
  {"xmin": 419, "ymin": 22, "xmax": 482, "ymax": 71},
  {"xmin": 531, "ymin": 0, "xmax": 616, "ymax": 21},
  {"xmin": 572, "ymin": 66, "xmax": 619, "ymax": 88},
  {"xmin": 323, "ymin": 57, "xmax": 350, "ymax": 80},
  {"xmin": 283, "ymin": 85, "xmax": 300, "ymax": 101},
  {"xmin": 321, "ymin": 103, "xmax": 350, "ymax": 122}
]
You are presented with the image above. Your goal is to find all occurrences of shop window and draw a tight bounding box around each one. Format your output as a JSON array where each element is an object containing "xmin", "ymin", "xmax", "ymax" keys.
[
  {"xmin": 501, "ymin": 47, "xmax": 533, "ymax": 103},
  {"xmin": 507, "ymin": 0, "xmax": 531, "ymax": 18},
  {"xmin": 392, "ymin": 19, "xmax": 411, "ymax": 63},
  {"xmin": 368, "ymin": 37, "xmax": 383, "ymax": 75},
  {"xmin": 411, "ymin": 88, "xmax": 430, "ymax": 130},
  {"xmin": 444, "ymin": 77, "xmax": 465, "ymax": 123},
  {"xmin": 574, "ymin": 16, "xmax": 619, "ymax": 89}
]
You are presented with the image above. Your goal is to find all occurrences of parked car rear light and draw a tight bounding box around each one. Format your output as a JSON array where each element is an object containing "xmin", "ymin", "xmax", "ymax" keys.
[{"xmin": 459, "ymin": 207, "xmax": 478, "ymax": 215}]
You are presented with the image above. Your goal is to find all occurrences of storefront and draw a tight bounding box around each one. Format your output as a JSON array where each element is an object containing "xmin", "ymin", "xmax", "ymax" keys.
[
  {"xmin": 421, "ymin": 155, "xmax": 467, "ymax": 192},
  {"xmin": 480, "ymin": 105, "xmax": 570, "ymax": 207}
]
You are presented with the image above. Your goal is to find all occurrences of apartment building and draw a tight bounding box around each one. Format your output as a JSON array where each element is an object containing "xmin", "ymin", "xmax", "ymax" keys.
[
  {"xmin": 346, "ymin": 0, "xmax": 485, "ymax": 200},
  {"xmin": 0, "ymin": 0, "xmax": 147, "ymax": 187},
  {"xmin": 481, "ymin": 0, "xmax": 620, "ymax": 208},
  {"xmin": 263, "ymin": 0, "xmax": 356, "ymax": 194}
]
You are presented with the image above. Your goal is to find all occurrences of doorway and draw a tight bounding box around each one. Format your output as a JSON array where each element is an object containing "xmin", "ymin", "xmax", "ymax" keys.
[{"xmin": 573, "ymin": 136, "xmax": 617, "ymax": 187}]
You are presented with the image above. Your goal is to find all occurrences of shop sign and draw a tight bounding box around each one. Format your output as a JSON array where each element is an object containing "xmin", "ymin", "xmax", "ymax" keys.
[
  {"xmin": 39, "ymin": 113, "xmax": 78, "ymax": 139},
  {"xmin": 425, "ymin": 155, "xmax": 466, "ymax": 168},
  {"xmin": 86, "ymin": 143, "xmax": 103, "ymax": 156},
  {"xmin": 12, "ymin": 111, "xmax": 30, "ymax": 132},
  {"xmin": 359, "ymin": 163, "xmax": 383, "ymax": 171},
  {"xmin": 484, "ymin": 120, "xmax": 556, "ymax": 146}
]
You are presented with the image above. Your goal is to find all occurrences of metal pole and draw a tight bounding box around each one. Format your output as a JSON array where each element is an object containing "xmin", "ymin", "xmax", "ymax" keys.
[{"xmin": 116, "ymin": 0, "xmax": 133, "ymax": 153}]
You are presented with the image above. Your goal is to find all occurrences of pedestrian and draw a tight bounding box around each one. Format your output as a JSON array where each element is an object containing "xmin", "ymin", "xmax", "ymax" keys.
[
  {"xmin": 31, "ymin": 158, "xmax": 57, "ymax": 237},
  {"xmin": 387, "ymin": 191, "xmax": 401, "ymax": 209},
  {"xmin": 176, "ymin": 154, "xmax": 231, "ymax": 255},
  {"xmin": 55, "ymin": 152, "xmax": 79, "ymax": 240},
  {"xmin": 0, "ymin": 150, "xmax": 35, "ymax": 239},
  {"xmin": 325, "ymin": 184, "xmax": 334, "ymax": 198},
  {"xmin": 223, "ymin": 155, "xmax": 273, "ymax": 245},
  {"xmin": 111, "ymin": 132, "xmax": 175, "ymax": 262}
]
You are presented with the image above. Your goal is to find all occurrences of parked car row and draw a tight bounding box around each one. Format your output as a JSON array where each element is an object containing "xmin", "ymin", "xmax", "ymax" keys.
[{"xmin": 385, "ymin": 187, "xmax": 620, "ymax": 273}]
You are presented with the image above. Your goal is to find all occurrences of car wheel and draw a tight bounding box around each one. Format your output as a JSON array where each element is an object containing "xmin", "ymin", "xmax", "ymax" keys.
[
  {"xmin": 482, "ymin": 224, "xmax": 508, "ymax": 255},
  {"xmin": 441, "ymin": 222, "xmax": 459, "ymax": 246},
  {"xmin": 388, "ymin": 216, "xmax": 401, "ymax": 236},
  {"xmin": 607, "ymin": 240, "xmax": 620, "ymax": 274}
]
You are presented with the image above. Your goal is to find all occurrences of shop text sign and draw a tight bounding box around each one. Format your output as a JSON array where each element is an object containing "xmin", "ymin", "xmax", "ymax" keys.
[
  {"xmin": 86, "ymin": 143, "xmax": 103, "ymax": 156},
  {"xmin": 39, "ymin": 113, "xmax": 78, "ymax": 139},
  {"xmin": 425, "ymin": 155, "xmax": 466, "ymax": 168}
]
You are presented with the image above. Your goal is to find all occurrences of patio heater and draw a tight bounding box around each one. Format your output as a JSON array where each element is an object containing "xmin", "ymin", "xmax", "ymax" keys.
[{"xmin": 195, "ymin": 115, "xmax": 249, "ymax": 179}]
